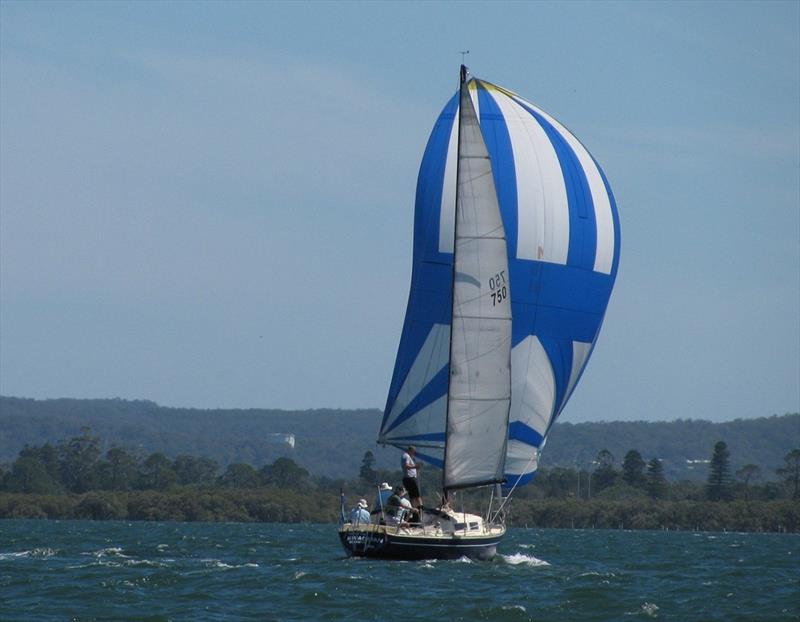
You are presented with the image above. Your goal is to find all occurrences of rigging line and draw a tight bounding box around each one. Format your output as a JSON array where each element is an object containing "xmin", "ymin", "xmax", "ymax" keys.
[{"xmin": 490, "ymin": 449, "xmax": 539, "ymax": 524}]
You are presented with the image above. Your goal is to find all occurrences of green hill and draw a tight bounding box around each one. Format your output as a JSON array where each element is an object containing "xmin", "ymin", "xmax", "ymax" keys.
[{"xmin": 1, "ymin": 396, "xmax": 797, "ymax": 480}]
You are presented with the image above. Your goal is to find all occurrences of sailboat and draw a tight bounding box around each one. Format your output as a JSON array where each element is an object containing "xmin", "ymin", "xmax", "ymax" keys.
[{"xmin": 339, "ymin": 66, "xmax": 620, "ymax": 560}]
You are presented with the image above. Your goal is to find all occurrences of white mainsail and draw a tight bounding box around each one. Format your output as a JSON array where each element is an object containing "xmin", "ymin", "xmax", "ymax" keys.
[{"xmin": 443, "ymin": 70, "xmax": 512, "ymax": 490}]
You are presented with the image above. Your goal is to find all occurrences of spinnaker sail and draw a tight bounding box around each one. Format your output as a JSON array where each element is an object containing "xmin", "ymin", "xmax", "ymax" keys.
[{"xmin": 379, "ymin": 68, "xmax": 620, "ymax": 491}]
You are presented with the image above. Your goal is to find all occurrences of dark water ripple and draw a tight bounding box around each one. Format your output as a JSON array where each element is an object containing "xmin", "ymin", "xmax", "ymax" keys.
[{"xmin": 0, "ymin": 520, "xmax": 797, "ymax": 621}]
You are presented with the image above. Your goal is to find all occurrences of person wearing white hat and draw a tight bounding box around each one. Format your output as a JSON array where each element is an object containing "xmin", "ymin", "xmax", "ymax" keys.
[{"xmin": 350, "ymin": 498, "xmax": 370, "ymax": 525}]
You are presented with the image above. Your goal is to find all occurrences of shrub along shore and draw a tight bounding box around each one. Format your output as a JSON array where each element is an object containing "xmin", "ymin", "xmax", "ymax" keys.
[{"xmin": 1, "ymin": 490, "xmax": 798, "ymax": 533}]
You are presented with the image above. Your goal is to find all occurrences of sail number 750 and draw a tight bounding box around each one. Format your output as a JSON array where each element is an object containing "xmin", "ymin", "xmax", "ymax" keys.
[{"xmin": 489, "ymin": 271, "xmax": 507, "ymax": 306}]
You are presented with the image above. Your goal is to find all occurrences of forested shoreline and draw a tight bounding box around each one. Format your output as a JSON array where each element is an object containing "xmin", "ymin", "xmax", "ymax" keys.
[
  {"xmin": 2, "ymin": 429, "xmax": 799, "ymax": 532},
  {"xmin": 2, "ymin": 491, "xmax": 798, "ymax": 533}
]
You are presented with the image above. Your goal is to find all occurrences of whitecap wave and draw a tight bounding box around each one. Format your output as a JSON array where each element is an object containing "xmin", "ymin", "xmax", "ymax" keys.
[
  {"xmin": 93, "ymin": 547, "xmax": 130, "ymax": 558},
  {"xmin": 0, "ymin": 551, "xmax": 31, "ymax": 560},
  {"xmin": 501, "ymin": 605, "xmax": 527, "ymax": 612},
  {"xmin": 641, "ymin": 602, "xmax": 659, "ymax": 617},
  {"xmin": 501, "ymin": 553, "xmax": 550, "ymax": 566},
  {"xmin": 201, "ymin": 559, "xmax": 256, "ymax": 570},
  {"xmin": 578, "ymin": 571, "xmax": 616, "ymax": 578},
  {"xmin": 625, "ymin": 602, "xmax": 659, "ymax": 618},
  {"xmin": 124, "ymin": 559, "xmax": 168, "ymax": 568},
  {"xmin": 0, "ymin": 548, "xmax": 58, "ymax": 560},
  {"xmin": 201, "ymin": 558, "xmax": 234, "ymax": 569}
]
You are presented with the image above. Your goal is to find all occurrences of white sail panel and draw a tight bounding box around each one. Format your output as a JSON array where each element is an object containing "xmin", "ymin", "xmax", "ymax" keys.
[
  {"xmin": 487, "ymin": 89, "xmax": 570, "ymax": 265},
  {"xmin": 563, "ymin": 340, "xmax": 592, "ymax": 406},
  {"xmin": 382, "ymin": 394, "xmax": 446, "ymax": 448},
  {"xmin": 445, "ymin": 399, "xmax": 510, "ymax": 485},
  {"xmin": 511, "ymin": 96, "xmax": 616, "ymax": 275},
  {"xmin": 510, "ymin": 335, "xmax": 556, "ymax": 437},
  {"xmin": 438, "ymin": 108, "xmax": 459, "ymax": 254},
  {"xmin": 439, "ymin": 84, "xmax": 481, "ymax": 255},
  {"xmin": 468, "ymin": 81, "xmax": 480, "ymax": 122},
  {"xmin": 505, "ymin": 441, "xmax": 539, "ymax": 479},
  {"xmin": 382, "ymin": 323, "xmax": 450, "ymax": 432},
  {"xmin": 444, "ymin": 76, "xmax": 512, "ymax": 490}
]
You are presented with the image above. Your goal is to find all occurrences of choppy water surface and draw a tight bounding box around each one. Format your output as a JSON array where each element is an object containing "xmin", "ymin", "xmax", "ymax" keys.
[{"xmin": 1, "ymin": 520, "xmax": 797, "ymax": 621}]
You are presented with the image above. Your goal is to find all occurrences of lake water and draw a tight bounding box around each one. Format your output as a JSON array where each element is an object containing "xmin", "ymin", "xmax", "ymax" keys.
[{"xmin": 0, "ymin": 519, "xmax": 797, "ymax": 621}]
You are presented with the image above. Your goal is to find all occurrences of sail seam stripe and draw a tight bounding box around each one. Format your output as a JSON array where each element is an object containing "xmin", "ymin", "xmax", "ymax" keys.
[
  {"xmin": 452, "ymin": 315, "xmax": 510, "ymax": 320},
  {"xmin": 458, "ymin": 237, "xmax": 506, "ymax": 241}
]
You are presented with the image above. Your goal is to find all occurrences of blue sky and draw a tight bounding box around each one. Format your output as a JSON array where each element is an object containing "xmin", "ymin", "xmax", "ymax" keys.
[{"xmin": 1, "ymin": 1, "xmax": 798, "ymax": 423}]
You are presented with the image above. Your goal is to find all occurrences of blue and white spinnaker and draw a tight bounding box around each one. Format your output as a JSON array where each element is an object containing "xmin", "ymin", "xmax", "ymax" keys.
[{"xmin": 379, "ymin": 74, "xmax": 620, "ymax": 490}]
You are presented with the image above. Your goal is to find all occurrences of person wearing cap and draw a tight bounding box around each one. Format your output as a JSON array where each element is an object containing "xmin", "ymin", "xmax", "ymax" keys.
[
  {"xmin": 401, "ymin": 446, "xmax": 423, "ymax": 510},
  {"xmin": 385, "ymin": 485, "xmax": 416, "ymax": 525},
  {"xmin": 350, "ymin": 498, "xmax": 370, "ymax": 526}
]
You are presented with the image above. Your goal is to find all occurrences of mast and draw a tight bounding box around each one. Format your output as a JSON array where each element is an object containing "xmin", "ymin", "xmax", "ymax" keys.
[
  {"xmin": 442, "ymin": 66, "xmax": 512, "ymax": 493},
  {"xmin": 441, "ymin": 65, "xmax": 467, "ymax": 497}
]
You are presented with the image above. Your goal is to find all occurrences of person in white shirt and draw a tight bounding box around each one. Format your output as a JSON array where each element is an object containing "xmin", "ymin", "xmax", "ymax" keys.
[
  {"xmin": 349, "ymin": 499, "xmax": 370, "ymax": 525},
  {"xmin": 401, "ymin": 446, "xmax": 423, "ymax": 510}
]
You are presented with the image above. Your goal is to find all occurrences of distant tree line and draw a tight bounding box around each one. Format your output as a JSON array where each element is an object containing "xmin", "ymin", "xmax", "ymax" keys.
[
  {"xmin": 513, "ymin": 442, "xmax": 800, "ymax": 503},
  {"xmin": 3, "ymin": 397, "xmax": 798, "ymax": 482},
  {"xmin": 1, "ymin": 431, "xmax": 798, "ymax": 531},
  {"xmin": 0, "ymin": 428, "xmax": 342, "ymax": 496}
]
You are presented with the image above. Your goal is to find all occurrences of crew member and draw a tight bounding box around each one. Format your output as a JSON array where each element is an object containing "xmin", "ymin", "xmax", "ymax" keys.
[
  {"xmin": 349, "ymin": 499, "xmax": 370, "ymax": 525},
  {"xmin": 401, "ymin": 445, "xmax": 423, "ymax": 510}
]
